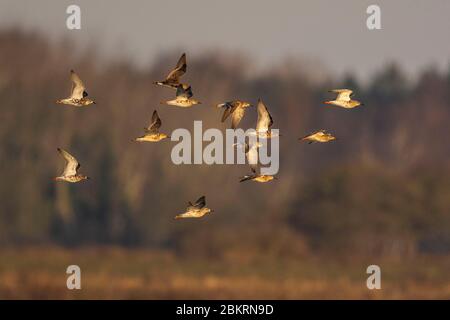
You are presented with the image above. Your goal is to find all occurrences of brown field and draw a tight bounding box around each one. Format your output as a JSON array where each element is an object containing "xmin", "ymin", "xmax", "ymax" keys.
[{"xmin": 0, "ymin": 247, "xmax": 448, "ymax": 299}]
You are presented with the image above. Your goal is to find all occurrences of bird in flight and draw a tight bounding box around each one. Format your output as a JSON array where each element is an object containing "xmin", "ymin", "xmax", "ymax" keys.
[
  {"xmin": 154, "ymin": 53, "xmax": 187, "ymax": 89},
  {"xmin": 161, "ymin": 84, "xmax": 201, "ymax": 107},
  {"xmin": 135, "ymin": 110, "xmax": 170, "ymax": 142},
  {"xmin": 234, "ymin": 141, "xmax": 262, "ymax": 171},
  {"xmin": 55, "ymin": 148, "xmax": 89, "ymax": 183},
  {"xmin": 325, "ymin": 89, "xmax": 363, "ymax": 109},
  {"xmin": 56, "ymin": 70, "xmax": 96, "ymax": 107},
  {"xmin": 217, "ymin": 100, "xmax": 252, "ymax": 129},
  {"xmin": 239, "ymin": 167, "xmax": 276, "ymax": 183},
  {"xmin": 175, "ymin": 196, "xmax": 214, "ymax": 219},
  {"xmin": 237, "ymin": 141, "xmax": 276, "ymax": 183},
  {"xmin": 300, "ymin": 130, "xmax": 336, "ymax": 144},
  {"xmin": 253, "ymin": 99, "xmax": 278, "ymax": 138}
]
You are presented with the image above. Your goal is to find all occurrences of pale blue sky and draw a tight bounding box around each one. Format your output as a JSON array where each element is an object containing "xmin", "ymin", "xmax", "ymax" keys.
[{"xmin": 1, "ymin": 0, "xmax": 449, "ymax": 81}]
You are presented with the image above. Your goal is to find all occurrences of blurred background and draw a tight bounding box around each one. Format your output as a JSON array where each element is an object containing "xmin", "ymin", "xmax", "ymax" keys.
[{"xmin": 0, "ymin": 0, "xmax": 449, "ymax": 299}]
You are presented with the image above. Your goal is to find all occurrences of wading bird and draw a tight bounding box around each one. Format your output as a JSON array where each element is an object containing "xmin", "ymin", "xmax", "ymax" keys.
[
  {"xmin": 56, "ymin": 70, "xmax": 96, "ymax": 106},
  {"xmin": 325, "ymin": 89, "xmax": 363, "ymax": 109},
  {"xmin": 162, "ymin": 84, "xmax": 201, "ymax": 107},
  {"xmin": 55, "ymin": 148, "xmax": 89, "ymax": 183},
  {"xmin": 175, "ymin": 196, "xmax": 214, "ymax": 219},
  {"xmin": 300, "ymin": 130, "xmax": 336, "ymax": 144},
  {"xmin": 135, "ymin": 110, "xmax": 170, "ymax": 142},
  {"xmin": 154, "ymin": 53, "xmax": 187, "ymax": 89},
  {"xmin": 217, "ymin": 100, "xmax": 252, "ymax": 129}
]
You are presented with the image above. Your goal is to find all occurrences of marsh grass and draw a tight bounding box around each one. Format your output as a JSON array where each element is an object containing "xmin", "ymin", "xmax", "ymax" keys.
[{"xmin": 0, "ymin": 247, "xmax": 448, "ymax": 299}]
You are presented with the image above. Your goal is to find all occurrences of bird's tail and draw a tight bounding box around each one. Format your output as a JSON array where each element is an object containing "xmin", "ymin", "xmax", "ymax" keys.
[
  {"xmin": 299, "ymin": 136, "xmax": 314, "ymax": 144},
  {"xmin": 174, "ymin": 213, "xmax": 187, "ymax": 219},
  {"xmin": 299, "ymin": 135, "xmax": 309, "ymax": 141}
]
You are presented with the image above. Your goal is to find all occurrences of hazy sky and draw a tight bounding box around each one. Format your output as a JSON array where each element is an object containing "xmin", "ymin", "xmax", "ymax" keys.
[{"xmin": 1, "ymin": 0, "xmax": 449, "ymax": 81}]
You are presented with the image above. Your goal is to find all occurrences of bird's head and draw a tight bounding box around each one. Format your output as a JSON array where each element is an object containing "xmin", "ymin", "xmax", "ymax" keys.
[
  {"xmin": 82, "ymin": 99, "xmax": 96, "ymax": 106},
  {"xmin": 328, "ymin": 135, "xmax": 337, "ymax": 141}
]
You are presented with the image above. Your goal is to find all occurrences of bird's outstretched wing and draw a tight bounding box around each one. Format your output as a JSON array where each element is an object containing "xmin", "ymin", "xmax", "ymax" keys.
[
  {"xmin": 147, "ymin": 110, "xmax": 162, "ymax": 133},
  {"xmin": 57, "ymin": 148, "xmax": 80, "ymax": 176},
  {"xmin": 176, "ymin": 84, "xmax": 193, "ymax": 99},
  {"xmin": 246, "ymin": 142, "xmax": 259, "ymax": 170},
  {"xmin": 193, "ymin": 196, "xmax": 206, "ymax": 209},
  {"xmin": 70, "ymin": 70, "xmax": 87, "ymax": 99},
  {"xmin": 239, "ymin": 168, "xmax": 257, "ymax": 182},
  {"xmin": 331, "ymin": 89, "xmax": 353, "ymax": 101},
  {"xmin": 186, "ymin": 195, "xmax": 206, "ymax": 211},
  {"xmin": 231, "ymin": 107, "xmax": 245, "ymax": 129},
  {"xmin": 256, "ymin": 99, "xmax": 273, "ymax": 133},
  {"xmin": 165, "ymin": 53, "xmax": 187, "ymax": 83},
  {"xmin": 219, "ymin": 102, "xmax": 237, "ymax": 122}
]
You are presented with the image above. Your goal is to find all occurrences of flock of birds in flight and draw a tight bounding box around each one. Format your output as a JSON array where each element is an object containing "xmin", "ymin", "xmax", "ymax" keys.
[{"xmin": 54, "ymin": 53, "xmax": 364, "ymax": 219}]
